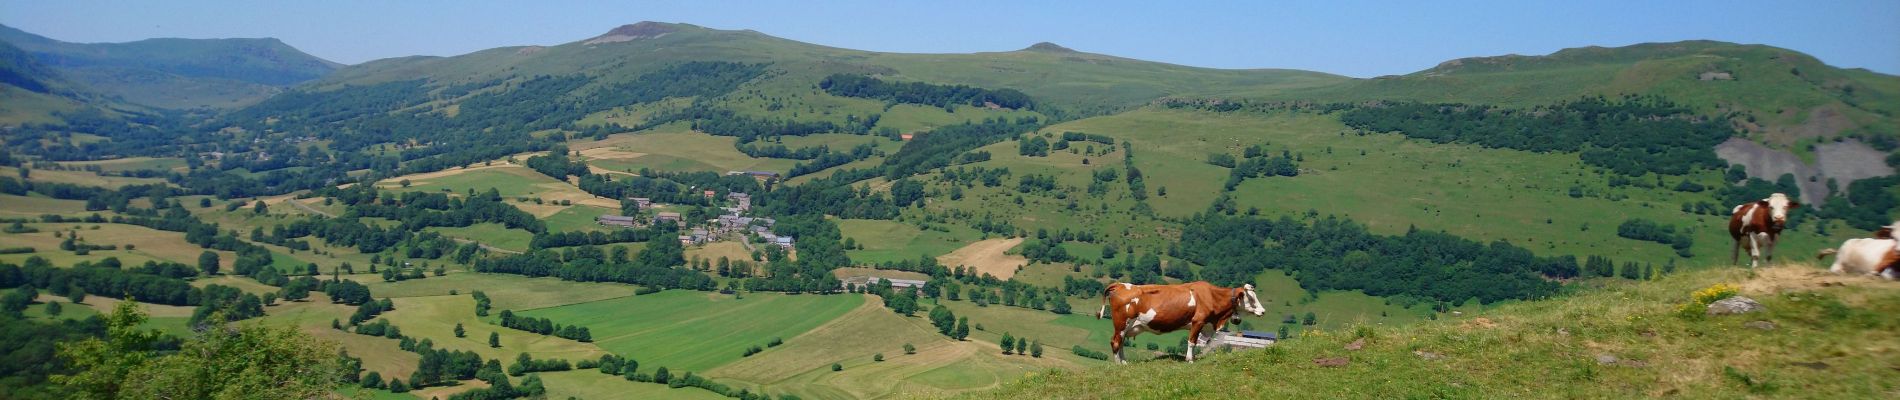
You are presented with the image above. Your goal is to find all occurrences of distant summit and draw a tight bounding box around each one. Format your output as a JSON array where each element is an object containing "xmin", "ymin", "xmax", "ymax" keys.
[
  {"xmin": 585, "ymin": 21, "xmax": 682, "ymax": 45},
  {"xmin": 1023, "ymin": 42, "xmax": 1076, "ymax": 53}
]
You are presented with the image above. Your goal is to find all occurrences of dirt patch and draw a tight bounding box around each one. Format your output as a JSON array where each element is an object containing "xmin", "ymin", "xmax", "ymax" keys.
[
  {"xmin": 1715, "ymin": 138, "xmax": 1893, "ymax": 203},
  {"xmin": 937, "ymin": 238, "xmax": 1028, "ymax": 280},
  {"xmin": 1736, "ymin": 266, "xmax": 1899, "ymax": 297}
]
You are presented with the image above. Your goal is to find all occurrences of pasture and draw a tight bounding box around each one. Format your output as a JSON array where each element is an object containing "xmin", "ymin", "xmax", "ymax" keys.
[
  {"xmin": 359, "ymin": 273, "xmax": 634, "ymax": 311},
  {"xmin": 55, "ymin": 157, "xmax": 188, "ymax": 173},
  {"xmin": 0, "ymin": 194, "xmax": 90, "ymax": 217},
  {"xmin": 0, "ymin": 222, "xmax": 241, "ymax": 270},
  {"xmin": 706, "ymin": 297, "xmax": 1073, "ymax": 399},
  {"xmin": 574, "ymin": 124, "xmax": 798, "ymax": 174},
  {"xmin": 3, "ymin": 166, "xmax": 170, "ymax": 189},
  {"xmin": 837, "ymin": 218, "xmax": 982, "ymax": 265},
  {"xmin": 381, "ymin": 294, "xmax": 609, "ymax": 362},
  {"xmin": 935, "ymin": 238, "xmax": 1027, "ymax": 280},
  {"xmin": 426, "ymin": 223, "xmax": 534, "ymax": 253},
  {"xmin": 518, "ymin": 290, "xmax": 862, "ymax": 372}
]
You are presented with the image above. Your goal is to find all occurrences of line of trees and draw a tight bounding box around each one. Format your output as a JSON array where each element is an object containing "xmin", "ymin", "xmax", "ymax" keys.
[
  {"xmin": 1338, "ymin": 96, "xmax": 1733, "ymax": 176},
  {"xmin": 819, "ymin": 74, "xmax": 1035, "ymax": 111}
]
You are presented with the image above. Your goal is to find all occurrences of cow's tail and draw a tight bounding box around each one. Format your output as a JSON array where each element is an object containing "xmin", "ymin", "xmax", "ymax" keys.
[
  {"xmin": 1099, "ymin": 284, "xmax": 1121, "ymax": 319},
  {"xmin": 1816, "ymin": 248, "xmax": 1839, "ymax": 261}
]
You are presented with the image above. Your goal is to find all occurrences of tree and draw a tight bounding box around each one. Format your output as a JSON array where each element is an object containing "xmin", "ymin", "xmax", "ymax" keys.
[
  {"xmin": 199, "ymin": 251, "xmax": 221, "ymax": 276},
  {"xmin": 387, "ymin": 378, "xmax": 409, "ymax": 393},
  {"xmin": 830, "ymin": 363, "xmax": 842, "ymax": 372},
  {"xmin": 489, "ymin": 332, "xmax": 501, "ymax": 348},
  {"xmin": 44, "ymin": 300, "xmax": 62, "ymax": 316},
  {"xmin": 874, "ymin": 353, "xmax": 884, "ymax": 362},
  {"xmin": 361, "ymin": 371, "xmax": 384, "ymax": 389},
  {"xmin": 1031, "ymin": 340, "xmax": 1044, "ymax": 358},
  {"xmin": 653, "ymin": 367, "xmax": 670, "ymax": 384},
  {"xmin": 1015, "ymin": 337, "xmax": 1028, "ymax": 355},
  {"xmin": 903, "ymin": 343, "xmax": 916, "ymax": 355},
  {"xmin": 455, "ymin": 323, "xmax": 466, "ymax": 338},
  {"xmin": 1000, "ymin": 333, "xmax": 1015, "ymax": 354},
  {"xmin": 954, "ymin": 317, "xmax": 970, "ymax": 340},
  {"xmin": 252, "ymin": 201, "xmax": 268, "ymax": 215},
  {"xmin": 58, "ymin": 300, "xmax": 345, "ymax": 399},
  {"xmin": 1302, "ymin": 311, "xmax": 1317, "ymax": 326},
  {"xmin": 67, "ymin": 286, "xmax": 86, "ymax": 304},
  {"xmin": 929, "ymin": 304, "xmax": 957, "ymax": 337}
]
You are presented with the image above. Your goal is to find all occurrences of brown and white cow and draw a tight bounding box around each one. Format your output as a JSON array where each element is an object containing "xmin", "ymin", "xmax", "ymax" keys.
[
  {"xmin": 1817, "ymin": 222, "xmax": 1900, "ymax": 280},
  {"xmin": 1097, "ymin": 281, "xmax": 1266, "ymax": 364},
  {"xmin": 1729, "ymin": 193, "xmax": 1799, "ymax": 268}
]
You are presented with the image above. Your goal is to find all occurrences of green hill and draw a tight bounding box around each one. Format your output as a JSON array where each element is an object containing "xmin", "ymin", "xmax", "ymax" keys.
[
  {"xmin": 313, "ymin": 21, "xmax": 1347, "ymax": 116},
  {"xmin": 958, "ymin": 266, "xmax": 1900, "ymax": 399},
  {"xmin": 1268, "ymin": 41, "xmax": 1900, "ymax": 147},
  {"xmin": 0, "ymin": 23, "xmax": 341, "ymax": 109}
]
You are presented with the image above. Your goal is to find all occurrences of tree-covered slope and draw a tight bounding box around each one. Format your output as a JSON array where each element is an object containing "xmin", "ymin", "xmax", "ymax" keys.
[{"xmin": 0, "ymin": 24, "xmax": 341, "ymax": 109}]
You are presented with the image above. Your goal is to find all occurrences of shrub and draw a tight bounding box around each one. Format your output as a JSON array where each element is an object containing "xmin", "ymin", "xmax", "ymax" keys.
[{"xmin": 1675, "ymin": 283, "xmax": 1739, "ymax": 318}]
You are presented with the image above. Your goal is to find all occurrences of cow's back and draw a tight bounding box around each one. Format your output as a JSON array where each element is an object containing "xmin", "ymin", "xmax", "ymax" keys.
[{"xmin": 1832, "ymin": 238, "xmax": 1898, "ymax": 274}]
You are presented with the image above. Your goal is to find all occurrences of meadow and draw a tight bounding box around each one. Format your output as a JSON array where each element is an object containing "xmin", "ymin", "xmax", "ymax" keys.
[{"xmin": 518, "ymin": 290, "xmax": 863, "ymax": 372}]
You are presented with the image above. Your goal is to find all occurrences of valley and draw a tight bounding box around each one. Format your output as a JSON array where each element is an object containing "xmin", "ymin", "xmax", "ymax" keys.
[{"xmin": 0, "ymin": 14, "xmax": 1895, "ymax": 400}]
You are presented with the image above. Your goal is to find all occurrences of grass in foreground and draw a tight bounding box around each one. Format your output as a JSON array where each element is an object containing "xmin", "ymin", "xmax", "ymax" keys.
[{"xmin": 956, "ymin": 265, "xmax": 1900, "ymax": 399}]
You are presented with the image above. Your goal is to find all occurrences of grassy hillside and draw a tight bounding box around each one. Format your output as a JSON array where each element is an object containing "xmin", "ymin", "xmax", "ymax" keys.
[
  {"xmin": 960, "ymin": 265, "xmax": 1900, "ymax": 399},
  {"xmin": 1268, "ymin": 41, "xmax": 1900, "ymax": 147},
  {"xmin": 314, "ymin": 22, "xmax": 1345, "ymax": 115}
]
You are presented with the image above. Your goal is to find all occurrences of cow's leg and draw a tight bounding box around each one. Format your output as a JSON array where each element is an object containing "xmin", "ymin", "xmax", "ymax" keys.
[
  {"xmin": 1110, "ymin": 316, "xmax": 1127, "ymax": 364},
  {"xmin": 1185, "ymin": 323, "xmax": 1204, "ymax": 363},
  {"xmin": 1747, "ymin": 234, "xmax": 1763, "ymax": 268},
  {"xmin": 1731, "ymin": 238, "xmax": 1741, "ymax": 266},
  {"xmin": 1755, "ymin": 234, "xmax": 1770, "ymax": 265}
]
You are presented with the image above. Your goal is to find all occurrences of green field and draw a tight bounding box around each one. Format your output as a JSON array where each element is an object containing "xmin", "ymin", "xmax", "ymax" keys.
[
  {"xmin": 543, "ymin": 205, "xmax": 613, "ymax": 233},
  {"xmin": 358, "ymin": 273, "xmax": 634, "ymax": 311},
  {"xmin": 519, "ymin": 290, "xmax": 863, "ymax": 372},
  {"xmin": 3, "ymin": 166, "xmax": 171, "ymax": 189},
  {"xmin": 0, "ymin": 194, "xmax": 90, "ymax": 217},
  {"xmin": 539, "ymin": 370, "xmax": 728, "ymax": 400},
  {"xmin": 0, "ymin": 222, "xmax": 245, "ymax": 271},
  {"xmin": 55, "ymin": 157, "xmax": 188, "ymax": 173},
  {"xmin": 838, "ymin": 219, "xmax": 982, "ymax": 265},
  {"xmin": 381, "ymin": 294, "xmax": 609, "ymax": 363},
  {"xmin": 579, "ymin": 124, "xmax": 798, "ymax": 174},
  {"xmin": 427, "ymin": 223, "xmax": 534, "ymax": 253}
]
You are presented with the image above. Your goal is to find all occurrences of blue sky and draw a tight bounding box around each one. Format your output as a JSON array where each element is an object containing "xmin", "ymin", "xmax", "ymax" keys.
[{"xmin": 3, "ymin": 1, "xmax": 1896, "ymax": 77}]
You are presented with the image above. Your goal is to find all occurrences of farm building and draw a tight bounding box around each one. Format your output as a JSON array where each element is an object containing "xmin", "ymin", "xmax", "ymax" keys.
[
  {"xmin": 628, "ymin": 197, "xmax": 652, "ymax": 208},
  {"xmin": 596, "ymin": 215, "xmax": 639, "ymax": 227},
  {"xmin": 841, "ymin": 276, "xmax": 927, "ymax": 290},
  {"xmin": 774, "ymin": 236, "xmax": 795, "ymax": 248},
  {"xmin": 654, "ymin": 212, "xmax": 683, "ymax": 226},
  {"xmin": 727, "ymin": 192, "xmax": 751, "ymax": 210}
]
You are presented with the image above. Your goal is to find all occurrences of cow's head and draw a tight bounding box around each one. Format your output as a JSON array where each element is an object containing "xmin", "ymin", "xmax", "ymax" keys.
[
  {"xmin": 1236, "ymin": 283, "xmax": 1265, "ymax": 317},
  {"xmin": 1765, "ymin": 193, "xmax": 1798, "ymax": 230}
]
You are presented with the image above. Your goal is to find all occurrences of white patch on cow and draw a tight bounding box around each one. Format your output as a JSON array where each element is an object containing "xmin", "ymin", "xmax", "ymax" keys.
[
  {"xmin": 1123, "ymin": 308, "xmax": 1158, "ymax": 336},
  {"xmin": 1132, "ymin": 298, "xmax": 1140, "ymax": 305},
  {"xmin": 1731, "ymin": 204, "xmax": 1745, "ymax": 215},
  {"xmin": 1740, "ymin": 205, "xmax": 1759, "ymax": 232},
  {"xmin": 1121, "ymin": 283, "xmax": 1134, "ymax": 290},
  {"xmin": 1123, "ymin": 304, "xmax": 1132, "ymax": 312},
  {"xmin": 1829, "ymin": 238, "xmax": 1898, "ymax": 275},
  {"xmin": 1186, "ymin": 294, "xmax": 1196, "ymax": 308}
]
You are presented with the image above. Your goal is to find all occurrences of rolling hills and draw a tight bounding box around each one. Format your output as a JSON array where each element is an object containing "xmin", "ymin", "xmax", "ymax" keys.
[
  {"xmin": 0, "ymin": 23, "xmax": 341, "ymax": 109},
  {"xmin": 0, "ymin": 20, "xmax": 1896, "ymax": 400}
]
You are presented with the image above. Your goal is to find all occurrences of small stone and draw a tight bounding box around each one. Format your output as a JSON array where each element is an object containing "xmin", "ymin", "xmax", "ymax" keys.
[
  {"xmin": 1556, "ymin": 328, "xmax": 1570, "ymax": 336},
  {"xmin": 1706, "ymin": 296, "xmax": 1766, "ymax": 316},
  {"xmin": 1414, "ymin": 350, "xmax": 1445, "ymax": 361},
  {"xmin": 1344, "ymin": 338, "xmax": 1365, "ymax": 351},
  {"xmin": 1313, "ymin": 357, "xmax": 1350, "ymax": 367},
  {"xmin": 1594, "ymin": 353, "xmax": 1618, "ymax": 365},
  {"xmin": 1743, "ymin": 320, "xmax": 1777, "ymax": 330}
]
